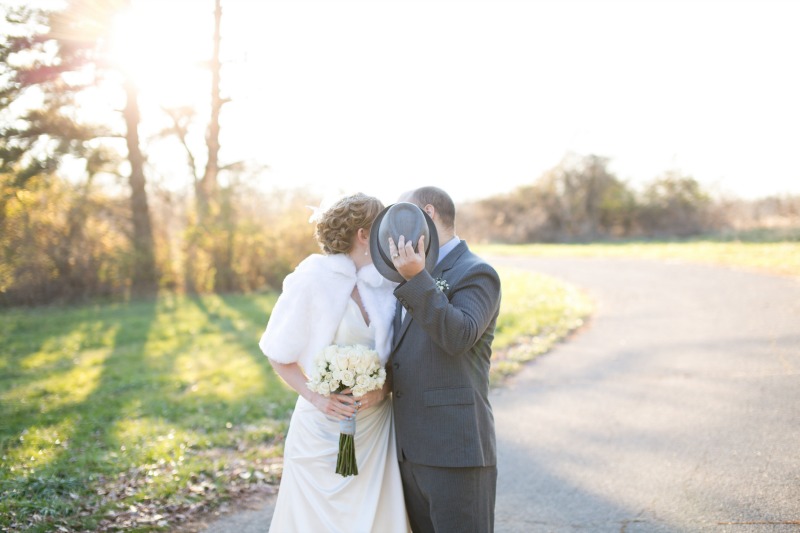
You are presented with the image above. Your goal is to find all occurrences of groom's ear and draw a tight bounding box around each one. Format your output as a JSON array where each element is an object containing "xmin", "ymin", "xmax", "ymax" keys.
[{"xmin": 423, "ymin": 204, "xmax": 435, "ymax": 220}]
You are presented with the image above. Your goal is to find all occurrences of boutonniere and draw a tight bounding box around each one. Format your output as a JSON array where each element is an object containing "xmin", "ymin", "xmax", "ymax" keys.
[{"xmin": 434, "ymin": 277, "xmax": 450, "ymax": 292}]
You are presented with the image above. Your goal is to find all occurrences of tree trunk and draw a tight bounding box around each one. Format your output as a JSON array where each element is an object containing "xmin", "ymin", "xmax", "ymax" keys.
[
  {"xmin": 205, "ymin": 0, "xmax": 235, "ymax": 292},
  {"xmin": 123, "ymin": 77, "xmax": 157, "ymax": 295},
  {"xmin": 201, "ymin": 0, "xmax": 223, "ymax": 208}
]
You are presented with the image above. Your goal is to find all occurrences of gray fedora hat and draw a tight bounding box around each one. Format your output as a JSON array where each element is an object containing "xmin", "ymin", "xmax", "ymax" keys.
[{"xmin": 369, "ymin": 202, "xmax": 439, "ymax": 283}]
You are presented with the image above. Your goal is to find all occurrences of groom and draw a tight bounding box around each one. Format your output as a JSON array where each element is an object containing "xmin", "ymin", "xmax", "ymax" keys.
[{"xmin": 385, "ymin": 186, "xmax": 501, "ymax": 533}]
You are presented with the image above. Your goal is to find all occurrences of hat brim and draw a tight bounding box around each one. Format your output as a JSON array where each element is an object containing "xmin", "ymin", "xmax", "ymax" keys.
[{"xmin": 369, "ymin": 202, "xmax": 439, "ymax": 283}]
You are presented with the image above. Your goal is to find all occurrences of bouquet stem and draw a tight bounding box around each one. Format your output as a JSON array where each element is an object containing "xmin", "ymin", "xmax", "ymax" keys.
[{"xmin": 336, "ymin": 417, "xmax": 358, "ymax": 477}]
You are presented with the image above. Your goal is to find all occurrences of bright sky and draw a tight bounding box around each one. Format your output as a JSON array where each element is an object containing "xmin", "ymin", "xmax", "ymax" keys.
[{"xmin": 13, "ymin": 0, "xmax": 800, "ymax": 204}]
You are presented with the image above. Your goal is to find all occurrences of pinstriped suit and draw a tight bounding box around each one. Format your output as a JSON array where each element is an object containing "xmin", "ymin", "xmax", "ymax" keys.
[{"xmin": 390, "ymin": 239, "xmax": 501, "ymax": 532}]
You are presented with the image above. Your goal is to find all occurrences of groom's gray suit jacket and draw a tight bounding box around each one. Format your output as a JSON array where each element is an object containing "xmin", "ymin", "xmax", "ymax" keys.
[{"xmin": 390, "ymin": 240, "xmax": 501, "ymax": 468}]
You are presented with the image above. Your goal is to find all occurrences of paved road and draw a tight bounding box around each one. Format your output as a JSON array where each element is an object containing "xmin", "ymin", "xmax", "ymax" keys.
[{"xmin": 198, "ymin": 257, "xmax": 800, "ymax": 533}]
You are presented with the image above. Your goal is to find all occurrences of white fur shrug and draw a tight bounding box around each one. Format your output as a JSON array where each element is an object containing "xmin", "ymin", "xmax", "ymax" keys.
[{"xmin": 258, "ymin": 254, "xmax": 398, "ymax": 372}]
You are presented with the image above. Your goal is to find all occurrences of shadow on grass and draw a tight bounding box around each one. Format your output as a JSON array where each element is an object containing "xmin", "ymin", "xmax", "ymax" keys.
[
  {"xmin": 0, "ymin": 293, "xmax": 292, "ymax": 531},
  {"xmin": 186, "ymin": 293, "xmax": 295, "ymax": 416},
  {"xmin": 0, "ymin": 297, "xmax": 159, "ymax": 529},
  {"xmin": 0, "ymin": 301, "xmax": 140, "ymax": 453}
]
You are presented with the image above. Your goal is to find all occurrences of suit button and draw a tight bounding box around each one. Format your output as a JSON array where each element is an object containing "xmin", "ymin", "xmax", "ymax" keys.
[
  {"xmin": 395, "ymin": 391, "xmax": 403, "ymax": 399},
  {"xmin": 393, "ymin": 362, "xmax": 400, "ymax": 369}
]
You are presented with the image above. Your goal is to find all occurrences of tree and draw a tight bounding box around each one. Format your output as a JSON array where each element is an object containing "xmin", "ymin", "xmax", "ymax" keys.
[
  {"xmin": 460, "ymin": 153, "xmax": 638, "ymax": 243},
  {"xmin": 1, "ymin": 0, "xmax": 157, "ymax": 295},
  {"xmin": 537, "ymin": 153, "xmax": 635, "ymax": 240},
  {"xmin": 204, "ymin": 0, "xmax": 237, "ymax": 292},
  {"xmin": 637, "ymin": 172, "xmax": 717, "ymax": 236},
  {"xmin": 164, "ymin": 0, "xmax": 239, "ymax": 293},
  {"xmin": 122, "ymin": 74, "xmax": 157, "ymax": 294}
]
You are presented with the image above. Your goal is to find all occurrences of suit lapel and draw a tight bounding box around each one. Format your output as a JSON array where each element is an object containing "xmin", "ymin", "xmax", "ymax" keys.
[
  {"xmin": 432, "ymin": 240, "xmax": 466, "ymax": 277},
  {"xmin": 391, "ymin": 241, "xmax": 468, "ymax": 352}
]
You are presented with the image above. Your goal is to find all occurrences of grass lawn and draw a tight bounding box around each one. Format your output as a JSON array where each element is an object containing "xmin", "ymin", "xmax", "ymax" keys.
[
  {"xmin": 0, "ymin": 270, "xmax": 591, "ymax": 532},
  {"xmin": 476, "ymin": 236, "xmax": 800, "ymax": 279},
  {"xmin": 0, "ymin": 294, "xmax": 291, "ymax": 532},
  {"xmin": 491, "ymin": 268, "xmax": 592, "ymax": 384}
]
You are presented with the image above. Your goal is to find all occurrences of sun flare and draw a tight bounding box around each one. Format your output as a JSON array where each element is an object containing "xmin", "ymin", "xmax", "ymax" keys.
[
  {"xmin": 109, "ymin": 0, "xmax": 213, "ymax": 107},
  {"xmin": 23, "ymin": 0, "xmax": 799, "ymax": 200}
]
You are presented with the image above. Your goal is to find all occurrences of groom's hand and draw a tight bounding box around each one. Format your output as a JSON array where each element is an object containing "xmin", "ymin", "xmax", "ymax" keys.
[{"xmin": 388, "ymin": 234, "xmax": 426, "ymax": 281}]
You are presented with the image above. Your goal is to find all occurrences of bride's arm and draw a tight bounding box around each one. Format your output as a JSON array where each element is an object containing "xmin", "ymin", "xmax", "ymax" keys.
[{"xmin": 268, "ymin": 360, "xmax": 357, "ymax": 420}]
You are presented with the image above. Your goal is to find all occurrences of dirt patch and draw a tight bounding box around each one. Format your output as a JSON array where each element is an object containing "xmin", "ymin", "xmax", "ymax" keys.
[{"xmin": 173, "ymin": 485, "xmax": 278, "ymax": 533}]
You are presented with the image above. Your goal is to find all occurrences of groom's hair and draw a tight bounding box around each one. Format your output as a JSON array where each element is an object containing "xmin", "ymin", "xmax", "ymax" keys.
[{"xmin": 407, "ymin": 186, "xmax": 455, "ymax": 230}]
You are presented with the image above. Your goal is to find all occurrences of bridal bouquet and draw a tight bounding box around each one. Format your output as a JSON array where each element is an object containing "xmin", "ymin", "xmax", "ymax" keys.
[{"xmin": 306, "ymin": 344, "xmax": 387, "ymax": 476}]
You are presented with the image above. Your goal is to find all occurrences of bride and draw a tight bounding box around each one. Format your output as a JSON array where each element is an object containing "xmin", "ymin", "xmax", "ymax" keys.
[{"xmin": 258, "ymin": 193, "xmax": 411, "ymax": 533}]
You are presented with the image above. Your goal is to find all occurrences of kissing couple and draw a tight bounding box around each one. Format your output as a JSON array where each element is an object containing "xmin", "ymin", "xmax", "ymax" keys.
[{"xmin": 259, "ymin": 186, "xmax": 501, "ymax": 533}]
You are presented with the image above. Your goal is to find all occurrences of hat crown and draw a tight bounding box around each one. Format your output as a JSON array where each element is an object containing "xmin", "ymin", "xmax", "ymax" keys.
[
  {"xmin": 368, "ymin": 202, "xmax": 439, "ymax": 282},
  {"xmin": 378, "ymin": 202, "xmax": 430, "ymax": 252}
]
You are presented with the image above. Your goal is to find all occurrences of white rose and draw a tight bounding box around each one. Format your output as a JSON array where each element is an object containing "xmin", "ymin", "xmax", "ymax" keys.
[
  {"xmin": 369, "ymin": 376, "xmax": 380, "ymax": 390},
  {"xmin": 340, "ymin": 369, "xmax": 355, "ymax": 387},
  {"xmin": 366, "ymin": 361, "xmax": 379, "ymax": 375},
  {"xmin": 354, "ymin": 357, "xmax": 370, "ymax": 375}
]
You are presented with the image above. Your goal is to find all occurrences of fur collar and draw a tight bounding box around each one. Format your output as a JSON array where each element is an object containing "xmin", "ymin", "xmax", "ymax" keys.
[{"xmin": 259, "ymin": 254, "xmax": 398, "ymax": 371}]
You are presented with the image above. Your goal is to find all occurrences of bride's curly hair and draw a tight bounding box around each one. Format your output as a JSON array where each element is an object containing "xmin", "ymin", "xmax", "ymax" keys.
[{"xmin": 315, "ymin": 193, "xmax": 384, "ymax": 255}]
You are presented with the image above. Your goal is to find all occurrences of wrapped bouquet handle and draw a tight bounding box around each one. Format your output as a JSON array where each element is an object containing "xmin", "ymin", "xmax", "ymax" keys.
[
  {"xmin": 306, "ymin": 344, "xmax": 386, "ymax": 477},
  {"xmin": 336, "ymin": 416, "xmax": 358, "ymax": 476}
]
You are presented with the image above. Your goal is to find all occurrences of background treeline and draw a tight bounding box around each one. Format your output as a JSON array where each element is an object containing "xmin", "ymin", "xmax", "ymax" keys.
[
  {"xmin": 4, "ymin": 150, "xmax": 797, "ymax": 308},
  {"xmin": 458, "ymin": 153, "xmax": 800, "ymax": 243},
  {"xmin": 1, "ymin": 2, "xmax": 798, "ymax": 308},
  {"xmin": 0, "ymin": 174, "xmax": 320, "ymax": 306}
]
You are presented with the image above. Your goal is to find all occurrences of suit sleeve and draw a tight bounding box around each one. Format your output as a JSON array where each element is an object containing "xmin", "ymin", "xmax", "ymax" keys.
[{"xmin": 395, "ymin": 261, "xmax": 501, "ymax": 356}]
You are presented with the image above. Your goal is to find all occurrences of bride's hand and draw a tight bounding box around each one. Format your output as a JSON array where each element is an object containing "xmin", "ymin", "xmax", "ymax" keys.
[
  {"xmin": 311, "ymin": 392, "xmax": 357, "ymax": 420},
  {"xmin": 342, "ymin": 386, "xmax": 386, "ymax": 412}
]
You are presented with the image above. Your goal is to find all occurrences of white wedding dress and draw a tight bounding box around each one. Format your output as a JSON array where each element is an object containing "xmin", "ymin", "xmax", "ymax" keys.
[{"xmin": 268, "ymin": 298, "xmax": 411, "ymax": 533}]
